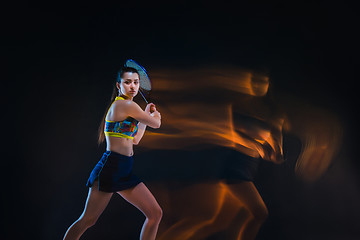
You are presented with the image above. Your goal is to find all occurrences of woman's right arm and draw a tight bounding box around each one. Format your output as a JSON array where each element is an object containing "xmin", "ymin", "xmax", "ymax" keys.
[{"xmin": 124, "ymin": 101, "xmax": 161, "ymax": 128}]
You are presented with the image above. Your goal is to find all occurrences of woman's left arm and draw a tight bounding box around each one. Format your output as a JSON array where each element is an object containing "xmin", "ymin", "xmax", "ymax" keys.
[
  {"xmin": 133, "ymin": 123, "xmax": 147, "ymax": 145},
  {"xmin": 133, "ymin": 103, "xmax": 158, "ymax": 145}
]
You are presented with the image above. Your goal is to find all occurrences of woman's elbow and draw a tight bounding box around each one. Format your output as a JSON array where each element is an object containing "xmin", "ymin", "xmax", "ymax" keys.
[
  {"xmin": 149, "ymin": 120, "xmax": 161, "ymax": 129},
  {"xmin": 153, "ymin": 121, "xmax": 161, "ymax": 129}
]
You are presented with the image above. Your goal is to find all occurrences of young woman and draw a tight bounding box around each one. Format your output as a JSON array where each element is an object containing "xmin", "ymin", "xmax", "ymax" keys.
[{"xmin": 63, "ymin": 66, "xmax": 163, "ymax": 240}]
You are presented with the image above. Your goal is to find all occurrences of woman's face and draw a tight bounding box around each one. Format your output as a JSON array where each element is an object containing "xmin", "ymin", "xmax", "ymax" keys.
[{"xmin": 117, "ymin": 72, "xmax": 140, "ymax": 99}]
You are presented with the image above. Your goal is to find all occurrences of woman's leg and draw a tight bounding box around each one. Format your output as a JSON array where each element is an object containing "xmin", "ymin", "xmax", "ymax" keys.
[
  {"xmin": 63, "ymin": 182, "xmax": 113, "ymax": 240},
  {"xmin": 117, "ymin": 182, "xmax": 163, "ymax": 240},
  {"xmin": 226, "ymin": 181, "xmax": 268, "ymax": 240}
]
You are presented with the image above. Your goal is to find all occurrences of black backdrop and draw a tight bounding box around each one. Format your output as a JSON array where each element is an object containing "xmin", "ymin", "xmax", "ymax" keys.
[{"xmin": 3, "ymin": 1, "xmax": 359, "ymax": 239}]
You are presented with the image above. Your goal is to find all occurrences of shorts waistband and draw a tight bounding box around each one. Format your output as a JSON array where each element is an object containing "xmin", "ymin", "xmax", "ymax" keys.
[{"xmin": 104, "ymin": 151, "xmax": 133, "ymax": 159}]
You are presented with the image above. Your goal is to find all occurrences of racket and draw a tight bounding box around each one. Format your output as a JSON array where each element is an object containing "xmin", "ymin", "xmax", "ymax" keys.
[{"xmin": 124, "ymin": 59, "xmax": 151, "ymax": 104}]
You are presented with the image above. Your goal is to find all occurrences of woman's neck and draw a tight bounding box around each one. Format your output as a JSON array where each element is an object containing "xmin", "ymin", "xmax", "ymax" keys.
[{"xmin": 119, "ymin": 94, "xmax": 133, "ymax": 101}]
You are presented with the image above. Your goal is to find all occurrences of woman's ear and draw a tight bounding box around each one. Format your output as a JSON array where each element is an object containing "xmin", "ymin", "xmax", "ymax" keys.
[{"xmin": 116, "ymin": 82, "xmax": 122, "ymax": 96}]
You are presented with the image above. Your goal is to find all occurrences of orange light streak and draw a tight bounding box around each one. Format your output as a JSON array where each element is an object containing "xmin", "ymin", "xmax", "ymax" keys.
[
  {"xmin": 151, "ymin": 67, "xmax": 269, "ymax": 97},
  {"xmin": 135, "ymin": 65, "xmax": 343, "ymax": 239},
  {"xmin": 157, "ymin": 182, "xmax": 249, "ymax": 240}
]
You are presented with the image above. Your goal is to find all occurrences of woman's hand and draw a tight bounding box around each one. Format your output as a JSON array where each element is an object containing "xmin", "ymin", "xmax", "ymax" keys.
[
  {"xmin": 145, "ymin": 103, "xmax": 157, "ymax": 114},
  {"xmin": 150, "ymin": 110, "xmax": 161, "ymax": 119},
  {"xmin": 145, "ymin": 103, "xmax": 161, "ymax": 120}
]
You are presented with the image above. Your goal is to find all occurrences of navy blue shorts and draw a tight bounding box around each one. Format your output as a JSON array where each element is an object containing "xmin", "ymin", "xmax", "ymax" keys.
[{"xmin": 86, "ymin": 151, "xmax": 142, "ymax": 192}]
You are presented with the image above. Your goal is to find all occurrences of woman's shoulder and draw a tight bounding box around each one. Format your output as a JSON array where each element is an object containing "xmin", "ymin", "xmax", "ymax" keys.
[{"xmin": 112, "ymin": 99, "xmax": 140, "ymax": 111}]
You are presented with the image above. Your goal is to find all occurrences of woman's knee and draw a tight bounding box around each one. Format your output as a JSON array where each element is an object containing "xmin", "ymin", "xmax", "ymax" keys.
[
  {"xmin": 147, "ymin": 205, "xmax": 163, "ymax": 223},
  {"xmin": 157, "ymin": 206, "xmax": 163, "ymax": 220}
]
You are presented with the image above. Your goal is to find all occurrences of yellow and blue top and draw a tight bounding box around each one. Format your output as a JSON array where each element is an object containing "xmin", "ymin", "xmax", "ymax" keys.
[{"xmin": 104, "ymin": 96, "xmax": 139, "ymax": 139}]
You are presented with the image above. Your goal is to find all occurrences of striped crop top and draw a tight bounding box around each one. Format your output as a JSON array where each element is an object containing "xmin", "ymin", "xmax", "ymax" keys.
[{"xmin": 104, "ymin": 96, "xmax": 139, "ymax": 139}]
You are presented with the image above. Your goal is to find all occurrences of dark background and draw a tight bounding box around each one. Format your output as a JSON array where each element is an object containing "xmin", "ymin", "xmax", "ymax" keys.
[{"xmin": 3, "ymin": 0, "xmax": 359, "ymax": 239}]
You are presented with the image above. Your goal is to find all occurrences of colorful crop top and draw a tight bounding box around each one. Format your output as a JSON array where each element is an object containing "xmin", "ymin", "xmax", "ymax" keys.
[{"xmin": 104, "ymin": 96, "xmax": 139, "ymax": 139}]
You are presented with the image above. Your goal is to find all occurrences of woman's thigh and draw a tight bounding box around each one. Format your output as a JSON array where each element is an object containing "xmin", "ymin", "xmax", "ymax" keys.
[
  {"xmin": 117, "ymin": 183, "xmax": 162, "ymax": 218},
  {"xmin": 80, "ymin": 182, "xmax": 114, "ymax": 220}
]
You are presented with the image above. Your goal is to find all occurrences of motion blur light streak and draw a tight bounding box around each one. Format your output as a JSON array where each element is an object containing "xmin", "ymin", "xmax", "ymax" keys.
[
  {"xmin": 141, "ymin": 103, "xmax": 265, "ymax": 158},
  {"xmin": 145, "ymin": 66, "xmax": 342, "ymax": 176},
  {"xmin": 284, "ymin": 104, "xmax": 343, "ymax": 182},
  {"xmin": 157, "ymin": 182, "xmax": 248, "ymax": 240},
  {"xmin": 158, "ymin": 182, "xmax": 228, "ymax": 240},
  {"xmin": 151, "ymin": 67, "xmax": 269, "ymax": 97},
  {"xmin": 138, "ymin": 66, "xmax": 343, "ymax": 239},
  {"xmin": 142, "ymin": 67, "xmax": 283, "ymax": 162}
]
